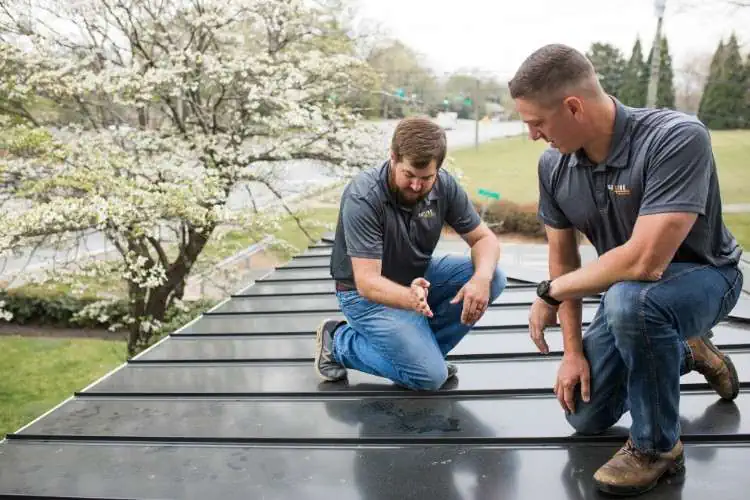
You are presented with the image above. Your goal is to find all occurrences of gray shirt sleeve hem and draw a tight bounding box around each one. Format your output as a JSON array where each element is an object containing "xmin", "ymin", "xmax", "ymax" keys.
[
  {"xmin": 346, "ymin": 250, "xmax": 383, "ymax": 259},
  {"xmin": 638, "ymin": 203, "xmax": 706, "ymax": 216},
  {"xmin": 452, "ymin": 216, "xmax": 482, "ymax": 235},
  {"xmin": 538, "ymin": 213, "xmax": 573, "ymax": 229}
]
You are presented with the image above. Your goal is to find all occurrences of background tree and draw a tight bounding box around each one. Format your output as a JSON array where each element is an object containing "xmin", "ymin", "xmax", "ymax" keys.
[
  {"xmin": 613, "ymin": 39, "xmax": 648, "ymax": 107},
  {"xmin": 586, "ymin": 42, "xmax": 627, "ymax": 97},
  {"xmin": 645, "ymin": 36, "xmax": 676, "ymax": 109},
  {"xmin": 699, "ymin": 34, "xmax": 748, "ymax": 129},
  {"xmin": 675, "ymin": 52, "xmax": 713, "ymax": 114},
  {"xmin": 366, "ymin": 40, "xmax": 438, "ymax": 118},
  {"xmin": 0, "ymin": 0, "xmax": 381, "ymax": 355}
]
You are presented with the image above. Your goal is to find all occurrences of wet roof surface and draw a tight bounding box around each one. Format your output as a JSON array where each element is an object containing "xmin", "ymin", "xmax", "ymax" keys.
[{"xmin": 1, "ymin": 235, "xmax": 750, "ymax": 499}]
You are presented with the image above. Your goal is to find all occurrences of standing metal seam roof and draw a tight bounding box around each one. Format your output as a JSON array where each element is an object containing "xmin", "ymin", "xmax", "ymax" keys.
[{"xmin": 0, "ymin": 234, "xmax": 749, "ymax": 499}]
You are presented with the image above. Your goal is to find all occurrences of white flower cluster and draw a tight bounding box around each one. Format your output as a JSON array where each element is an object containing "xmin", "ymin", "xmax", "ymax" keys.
[
  {"xmin": 0, "ymin": 0, "xmax": 383, "ymax": 340},
  {"xmin": 0, "ymin": 300, "xmax": 13, "ymax": 321}
]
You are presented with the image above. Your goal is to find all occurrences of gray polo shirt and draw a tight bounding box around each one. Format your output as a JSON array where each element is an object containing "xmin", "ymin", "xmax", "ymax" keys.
[
  {"xmin": 538, "ymin": 97, "xmax": 741, "ymax": 268},
  {"xmin": 330, "ymin": 161, "xmax": 482, "ymax": 287}
]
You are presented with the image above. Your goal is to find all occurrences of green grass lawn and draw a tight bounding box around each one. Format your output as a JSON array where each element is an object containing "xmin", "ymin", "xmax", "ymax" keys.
[
  {"xmin": 0, "ymin": 205, "xmax": 341, "ymax": 438},
  {"xmin": 0, "ymin": 336, "xmax": 125, "ymax": 438},
  {"xmin": 450, "ymin": 130, "xmax": 750, "ymax": 206},
  {"xmin": 448, "ymin": 135, "xmax": 547, "ymax": 205},
  {"xmin": 450, "ymin": 129, "xmax": 750, "ymax": 250}
]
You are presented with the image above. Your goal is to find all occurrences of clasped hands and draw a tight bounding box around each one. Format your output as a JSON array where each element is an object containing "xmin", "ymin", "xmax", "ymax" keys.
[{"xmin": 409, "ymin": 275, "xmax": 490, "ymax": 325}]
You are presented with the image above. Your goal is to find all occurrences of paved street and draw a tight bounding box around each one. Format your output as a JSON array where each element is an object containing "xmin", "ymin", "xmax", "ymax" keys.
[{"xmin": 1, "ymin": 119, "xmax": 525, "ymax": 280}]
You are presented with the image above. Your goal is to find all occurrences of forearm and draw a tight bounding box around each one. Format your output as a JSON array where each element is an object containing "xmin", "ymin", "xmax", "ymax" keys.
[
  {"xmin": 550, "ymin": 244, "xmax": 644, "ymax": 302},
  {"xmin": 551, "ymin": 248, "xmax": 584, "ymax": 354},
  {"xmin": 470, "ymin": 233, "xmax": 500, "ymax": 282},
  {"xmin": 358, "ymin": 275, "xmax": 414, "ymax": 310}
]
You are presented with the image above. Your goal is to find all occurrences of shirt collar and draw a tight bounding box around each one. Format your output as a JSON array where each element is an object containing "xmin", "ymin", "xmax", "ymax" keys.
[{"xmin": 570, "ymin": 96, "xmax": 631, "ymax": 169}]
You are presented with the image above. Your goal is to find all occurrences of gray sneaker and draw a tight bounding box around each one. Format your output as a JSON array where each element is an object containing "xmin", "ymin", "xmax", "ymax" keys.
[
  {"xmin": 447, "ymin": 362, "xmax": 458, "ymax": 379},
  {"xmin": 314, "ymin": 318, "xmax": 347, "ymax": 382}
]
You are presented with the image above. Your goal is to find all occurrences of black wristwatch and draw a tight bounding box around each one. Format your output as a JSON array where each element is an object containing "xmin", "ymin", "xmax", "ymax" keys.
[{"xmin": 537, "ymin": 279, "xmax": 561, "ymax": 306}]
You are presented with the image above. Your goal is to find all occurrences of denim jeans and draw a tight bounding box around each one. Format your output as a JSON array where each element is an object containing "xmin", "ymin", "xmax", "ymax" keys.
[
  {"xmin": 566, "ymin": 262, "xmax": 744, "ymax": 452},
  {"xmin": 331, "ymin": 254, "xmax": 507, "ymax": 390}
]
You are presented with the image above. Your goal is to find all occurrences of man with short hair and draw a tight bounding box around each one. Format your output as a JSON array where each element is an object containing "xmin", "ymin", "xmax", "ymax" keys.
[
  {"xmin": 314, "ymin": 116, "xmax": 507, "ymax": 391},
  {"xmin": 509, "ymin": 44, "xmax": 744, "ymax": 496}
]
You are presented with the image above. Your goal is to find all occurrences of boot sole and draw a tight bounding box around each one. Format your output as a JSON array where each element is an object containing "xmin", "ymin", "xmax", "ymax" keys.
[
  {"xmin": 594, "ymin": 455, "xmax": 685, "ymax": 496},
  {"xmin": 314, "ymin": 320, "xmax": 344, "ymax": 383}
]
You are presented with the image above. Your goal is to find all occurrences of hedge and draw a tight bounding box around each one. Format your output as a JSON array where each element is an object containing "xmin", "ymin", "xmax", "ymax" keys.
[
  {"xmin": 0, "ymin": 287, "xmax": 215, "ymax": 336},
  {"xmin": 473, "ymin": 199, "xmax": 547, "ymax": 239}
]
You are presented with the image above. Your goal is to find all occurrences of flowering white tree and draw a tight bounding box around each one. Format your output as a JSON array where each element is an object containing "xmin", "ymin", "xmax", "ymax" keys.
[{"xmin": 0, "ymin": 0, "xmax": 382, "ymax": 355}]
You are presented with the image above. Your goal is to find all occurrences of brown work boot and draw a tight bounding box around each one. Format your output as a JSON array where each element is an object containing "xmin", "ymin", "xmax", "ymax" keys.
[
  {"xmin": 594, "ymin": 438, "xmax": 685, "ymax": 496},
  {"xmin": 687, "ymin": 333, "xmax": 740, "ymax": 401}
]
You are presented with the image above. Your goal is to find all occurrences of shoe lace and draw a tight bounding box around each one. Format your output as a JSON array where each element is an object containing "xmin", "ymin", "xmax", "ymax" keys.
[{"xmin": 621, "ymin": 439, "xmax": 659, "ymax": 465}]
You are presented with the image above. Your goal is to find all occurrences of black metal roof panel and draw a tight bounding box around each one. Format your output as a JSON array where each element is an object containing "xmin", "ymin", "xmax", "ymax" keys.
[{"xmin": 1, "ymin": 238, "xmax": 749, "ymax": 499}]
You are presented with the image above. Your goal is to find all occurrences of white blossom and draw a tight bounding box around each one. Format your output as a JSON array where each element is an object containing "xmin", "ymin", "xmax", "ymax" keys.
[{"xmin": 0, "ymin": 0, "xmax": 382, "ymax": 353}]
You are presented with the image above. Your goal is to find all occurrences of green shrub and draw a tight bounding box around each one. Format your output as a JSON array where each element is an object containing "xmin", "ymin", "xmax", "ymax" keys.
[{"xmin": 0, "ymin": 286, "xmax": 214, "ymax": 337}]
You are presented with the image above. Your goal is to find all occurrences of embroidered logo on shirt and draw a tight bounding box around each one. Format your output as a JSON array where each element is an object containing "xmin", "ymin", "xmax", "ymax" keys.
[
  {"xmin": 607, "ymin": 184, "xmax": 631, "ymax": 196},
  {"xmin": 418, "ymin": 208, "xmax": 436, "ymax": 218}
]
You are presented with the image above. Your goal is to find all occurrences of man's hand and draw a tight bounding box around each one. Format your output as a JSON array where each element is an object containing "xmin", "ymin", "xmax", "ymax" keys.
[
  {"xmin": 410, "ymin": 277, "xmax": 433, "ymax": 317},
  {"xmin": 450, "ymin": 275, "xmax": 491, "ymax": 324},
  {"xmin": 554, "ymin": 352, "xmax": 591, "ymax": 414},
  {"xmin": 528, "ymin": 298, "xmax": 558, "ymax": 354}
]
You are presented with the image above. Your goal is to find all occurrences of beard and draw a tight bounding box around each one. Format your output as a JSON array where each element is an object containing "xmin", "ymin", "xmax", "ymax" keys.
[{"xmin": 388, "ymin": 167, "xmax": 430, "ymax": 207}]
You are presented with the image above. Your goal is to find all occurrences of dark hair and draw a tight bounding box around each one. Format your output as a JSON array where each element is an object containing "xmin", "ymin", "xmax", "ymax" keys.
[
  {"xmin": 508, "ymin": 44, "xmax": 598, "ymax": 105},
  {"xmin": 390, "ymin": 116, "xmax": 447, "ymax": 169}
]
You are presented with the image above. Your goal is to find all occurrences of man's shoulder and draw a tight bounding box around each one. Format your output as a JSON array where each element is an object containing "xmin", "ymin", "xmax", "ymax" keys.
[
  {"xmin": 436, "ymin": 167, "xmax": 459, "ymax": 190},
  {"xmin": 537, "ymin": 146, "xmax": 571, "ymax": 180},
  {"xmin": 630, "ymin": 107, "xmax": 708, "ymax": 144},
  {"xmin": 345, "ymin": 163, "xmax": 387, "ymax": 201}
]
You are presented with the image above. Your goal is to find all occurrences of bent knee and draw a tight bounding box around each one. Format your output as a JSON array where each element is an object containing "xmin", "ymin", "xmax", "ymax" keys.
[
  {"xmin": 603, "ymin": 281, "xmax": 644, "ymax": 329},
  {"xmin": 402, "ymin": 364, "xmax": 448, "ymax": 391},
  {"xmin": 565, "ymin": 409, "xmax": 614, "ymax": 436}
]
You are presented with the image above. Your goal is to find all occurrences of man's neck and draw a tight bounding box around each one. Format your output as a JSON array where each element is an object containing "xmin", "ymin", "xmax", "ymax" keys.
[{"xmin": 581, "ymin": 96, "xmax": 617, "ymax": 165}]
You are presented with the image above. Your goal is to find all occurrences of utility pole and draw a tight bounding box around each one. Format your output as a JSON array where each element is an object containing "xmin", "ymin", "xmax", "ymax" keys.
[
  {"xmin": 474, "ymin": 77, "xmax": 480, "ymax": 150},
  {"xmin": 646, "ymin": 0, "xmax": 667, "ymax": 108}
]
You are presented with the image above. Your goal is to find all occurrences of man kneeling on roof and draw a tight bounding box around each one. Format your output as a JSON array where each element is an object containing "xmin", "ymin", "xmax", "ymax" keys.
[
  {"xmin": 511, "ymin": 44, "xmax": 744, "ymax": 496},
  {"xmin": 314, "ymin": 116, "xmax": 507, "ymax": 391}
]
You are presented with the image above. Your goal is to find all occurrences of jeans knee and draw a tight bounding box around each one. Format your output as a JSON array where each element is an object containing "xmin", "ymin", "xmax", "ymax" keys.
[
  {"xmin": 603, "ymin": 281, "xmax": 643, "ymax": 333},
  {"xmin": 565, "ymin": 407, "xmax": 612, "ymax": 435},
  {"xmin": 402, "ymin": 363, "xmax": 448, "ymax": 391},
  {"xmin": 490, "ymin": 267, "xmax": 507, "ymax": 300}
]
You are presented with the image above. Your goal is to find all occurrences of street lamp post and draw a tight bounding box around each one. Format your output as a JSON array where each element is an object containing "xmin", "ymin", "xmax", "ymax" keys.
[{"xmin": 646, "ymin": 0, "xmax": 667, "ymax": 108}]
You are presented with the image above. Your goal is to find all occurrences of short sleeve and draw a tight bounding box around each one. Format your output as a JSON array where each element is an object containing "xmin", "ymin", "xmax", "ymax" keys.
[
  {"xmin": 639, "ymin": 122, "xmax": 711, "ymax": 216},
  {"xmin": 342, "ymin": 194, "xmax": 383, "ymax": 259},
  {"xmin": 537, "ymin": 153, "xmax": 572, "ymax": 229},
  {"xmin": 443, "ymin": 173, "xmax": 482, "ymax": 234}
]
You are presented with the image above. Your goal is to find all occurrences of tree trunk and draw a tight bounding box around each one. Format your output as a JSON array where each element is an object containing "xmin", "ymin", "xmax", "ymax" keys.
[{"xmin": 125, "ymin": 224, "xmax": 212, "ymax": 356}]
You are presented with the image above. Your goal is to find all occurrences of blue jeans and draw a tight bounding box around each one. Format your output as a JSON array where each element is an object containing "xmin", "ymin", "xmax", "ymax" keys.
[
  {"xmin": 566, "ymin": 262, "xmax": 744, "ymax": 452},
  {"xmin": 331, "ymin": 254, "xmax": 507, "ymax": 390}
]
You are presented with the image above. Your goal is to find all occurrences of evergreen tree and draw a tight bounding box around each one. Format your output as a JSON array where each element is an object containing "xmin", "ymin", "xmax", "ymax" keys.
[
  {"xmin": 586, "ymin": 42, "xmax": 627, "ymax": 97},
  {"xmin": 656, "ymin": 37, "xmax": 675, "ymax": 108},
  {"xmin": 698, "ymin": 40, "xmax": 727, "ymax": 128},
  {"xmin": 645, "ymin": 36, "xmax": 676, "ymax": 109},
  {"xmin": 619, "ymin": 38, "xmax": 648, "ymax": 107},
  {"xmin": 699, "ymin": 34, "xmax": 748, "ymax": 129},
  {"xmin": 723, "ymin": 34, "xmax": 747, "ymax": 128}
]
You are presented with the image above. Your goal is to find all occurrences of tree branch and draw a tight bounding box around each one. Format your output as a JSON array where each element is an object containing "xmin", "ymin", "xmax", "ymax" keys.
[
  {"xmin": 146, "ymin": 235, "xmax": 169, "ymax": 271},
  {"xmin": 257, "ymin": 179, "xmax": 315, "ymax": 244}
]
